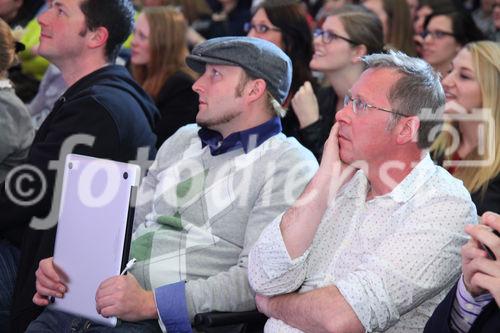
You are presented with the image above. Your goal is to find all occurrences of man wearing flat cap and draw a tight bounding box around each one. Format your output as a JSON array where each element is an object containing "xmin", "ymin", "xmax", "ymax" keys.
[{"xmin": 29, "ymin": 37, "xmax": 318, "ymax": 332}]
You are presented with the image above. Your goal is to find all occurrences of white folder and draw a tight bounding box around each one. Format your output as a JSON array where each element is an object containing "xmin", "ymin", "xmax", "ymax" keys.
[{"xmin": 48, "ymin": 153, "xmax": 140, "ymax": 327}]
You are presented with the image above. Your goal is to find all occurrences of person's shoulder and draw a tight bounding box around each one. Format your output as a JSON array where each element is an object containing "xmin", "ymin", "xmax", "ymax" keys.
[
  {"xmin": 0, "ymin": 89, "xmax": 33, "ymax": 135},
  {"xmin": 77, "ymin": 66, "xmax": 158, "ymax": 118},
  {"xmin": 156, "ymin": 124, "xmax": 201, "ymax": 155},
  {"xmin": 414, "ymin": 163, "xmax": 477, "ymax": 219},
  {"xmin": 263, "ymin": 133, "xmax": 319, "ymax": 167},
  {"xmin": 0, "ymin": 89, "xmax": 29, "ymax": 113},
  {"xmin": 431, "ymin": 164, "xmax": 473, "ymax": 199}
]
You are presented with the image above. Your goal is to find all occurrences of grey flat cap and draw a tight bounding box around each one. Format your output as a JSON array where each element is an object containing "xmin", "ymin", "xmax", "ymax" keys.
[{"xmin": 186, "ymin": 36, "xmax": 292, "ymax": 104}]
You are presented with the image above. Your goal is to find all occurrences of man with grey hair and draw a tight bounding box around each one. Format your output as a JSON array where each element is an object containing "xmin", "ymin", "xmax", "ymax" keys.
[{"xmin": 248, "ymin": 51, "xmax": 477, "ymax": 332}]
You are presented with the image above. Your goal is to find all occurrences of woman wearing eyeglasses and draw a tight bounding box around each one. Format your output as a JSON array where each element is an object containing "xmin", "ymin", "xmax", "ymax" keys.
[
  {"xmin": 131, "ymin": 7, "xmax": 199, "ymax": 148},
  {"xmin": 245, "ymin": 0, "xmax": 320, "ymax": 155},
  {"xmin": 421, "ymin": 10, "xmax": 484, "ymax": 77},
  {"xmin": 291, "ymin": 5, "xmax": 384, "ymax": 159}
]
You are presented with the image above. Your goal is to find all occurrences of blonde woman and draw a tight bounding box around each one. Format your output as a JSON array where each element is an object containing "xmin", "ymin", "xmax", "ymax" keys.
[
  {"xmin": 426, "ymin": 42, "xmax": 500, "ymax": 333},
  {"xmin": 131, "ymin": 6, "xmax": 199, "ymax": 147},
  {"xmin": 432, "ymin": 41, "xmax": 500, "ymax": 216}
]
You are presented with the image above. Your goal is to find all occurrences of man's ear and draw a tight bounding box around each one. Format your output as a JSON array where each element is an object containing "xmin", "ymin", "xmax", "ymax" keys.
[
  {"xmin": 396, "ymin": 116, "xmax": 420, "ymax": 145},
  {"xmin": 87, "ymin": 27, "xmax": 109, "ymax": 50},
  {"xmin": 247, "ymin": 78, "xmax": 267, "ymax": 102}
]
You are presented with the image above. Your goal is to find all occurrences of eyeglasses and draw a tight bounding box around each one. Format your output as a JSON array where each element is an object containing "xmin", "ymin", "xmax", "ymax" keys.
[
  {"xmin": 420, "ymin": 29, "xmax": 456, "ymax": 40},
  {"xmin": 243, "ymin": 22, "xmax": 281, "ymax": 34},
  {"xmin": 313, "ymin": 28, "xmax": 358, "ymax": 44},
  {"xmin": 344, "ymin": 94, "xmax": 410, "ymax": 117}
]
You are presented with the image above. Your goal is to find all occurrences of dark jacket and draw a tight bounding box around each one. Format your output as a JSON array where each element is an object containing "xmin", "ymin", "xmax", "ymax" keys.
[
  {"xmin": 424, "ymin": 283, "xmax": 500, "ymax": 333},
  {"xmin": 153, "ymin": 70, "xmax": 198, "ymax": 149},
  {"xmin": 471, "ymin": 174, "xmax": 500, "ymax": 216},
  {"xmin": 282, "ymin": 86, "xmax": 337, "ymax": 161},
  {"xmin": 3, "ymin": 65, "xmax": 159, "ymax": 333}
]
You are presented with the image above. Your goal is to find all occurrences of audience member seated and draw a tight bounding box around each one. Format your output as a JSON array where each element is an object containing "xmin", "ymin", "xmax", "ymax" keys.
[
  {"xmin": 29, "ymin": 37, "xmax": 318, "ymax": 333},
  {"xmin": 245, "ymin": 0, "xmax": 319, "ymax": 155},
  {"xmin": 0, "ymin": 18, "xmax": 34, "ymax": 183},
  {"xmin": 362, "ymin": 0, "xmax": 417, "ymax": 56},
  {"xmin": 413, "ymin": 0, "xmax": 456, "ymax": 55},
  {"xmin": 0, "ymin": 1, "xmax": 159, "ymax": 332},
  {"xmin": 290, "ymin": 5, "xmax": 384, "ymax": 160},
  {"xmin": 0, "ymin": 17, "xmax": 34, "ymax": 332},
  {"xmin": 248, "ymin": 51, "xmax": 477, "ymax": 333},
  {"xmin": 431, "ymin": 41, "xmax": 500, "ymax": 216},
  {"xmin": 131, "ymin": 6, "xmax": 199, "ymax": 148},
  {"xmin": 421, "ymin": 10, "xmax": 484, "ymax": 77},
  {"xmin": 424, "ymin": 211, "xmax": 500, "ymax": 333}
]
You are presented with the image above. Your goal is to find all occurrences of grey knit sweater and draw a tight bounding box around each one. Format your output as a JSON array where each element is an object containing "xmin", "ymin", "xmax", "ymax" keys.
[
  {"xmin": 0, "ymin": 82, "xmax": 34, "ymax": 183},
  {"xmin": 130, "ymin": 124, "xmax": 318, "ymax": 320}
]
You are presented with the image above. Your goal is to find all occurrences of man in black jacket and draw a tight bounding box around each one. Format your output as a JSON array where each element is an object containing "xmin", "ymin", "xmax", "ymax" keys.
[
  {"xmin": 424, "ymin": 212, "xmax": 500, "ymax": 333},
  {"xmin": 0, "ymin": 1, "xmax": 159, "ymax": 332}
]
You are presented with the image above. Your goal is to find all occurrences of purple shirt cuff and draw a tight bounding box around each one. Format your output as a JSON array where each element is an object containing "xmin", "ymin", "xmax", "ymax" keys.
[
  {"xmin": 457, "ymin": 275, "xmax": 493, "ymax": 303},
  {"xmin": 155, "ymin": 281, "xmax": 192, "ymax": 333}
]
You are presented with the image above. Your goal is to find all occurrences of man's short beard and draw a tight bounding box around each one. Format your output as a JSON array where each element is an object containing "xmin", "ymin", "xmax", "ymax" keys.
[
  {"xmin": 196, "ymin": 76, "xmax": 247, "ymax": 129},
  {"xmin": 196, "ymin": 109, "xmax": 242, "ymax": 128}
]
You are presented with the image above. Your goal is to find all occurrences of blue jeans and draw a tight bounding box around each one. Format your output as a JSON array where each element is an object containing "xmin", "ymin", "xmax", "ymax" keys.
[
  {"xmin": 27, "ymin": 309, "xmax": 163, "ymax": 333},
  {"xmin": 0, "ymin": 240, "xmax": 20, "ymax": 332}
]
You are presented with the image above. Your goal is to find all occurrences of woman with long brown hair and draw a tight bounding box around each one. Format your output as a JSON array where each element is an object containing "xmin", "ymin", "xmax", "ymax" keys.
[{"xmin": 131, "ymin": 6, "xmax": 199, "ymax": 148}]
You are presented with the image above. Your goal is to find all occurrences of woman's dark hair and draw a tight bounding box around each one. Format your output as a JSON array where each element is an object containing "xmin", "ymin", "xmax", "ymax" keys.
[
  {"xmin": 424, "ymin": 10, "xmax": 485, "ymax": 46},
  {"xmin": 255, "ymin": 0, "xmax": 314, "ymax": 96}
]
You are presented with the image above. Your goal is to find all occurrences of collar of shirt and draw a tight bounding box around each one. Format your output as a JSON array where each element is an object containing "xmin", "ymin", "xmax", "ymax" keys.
[
  {"xmin": 342, "ymin": 154, "xmax": 436, "ymax": 203},
  {"xmin": 198, "ymin": 116, "xmax": 282, "ymax": 156}
]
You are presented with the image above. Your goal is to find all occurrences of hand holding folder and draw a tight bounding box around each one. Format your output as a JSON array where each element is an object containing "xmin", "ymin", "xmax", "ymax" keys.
[{"xmin": 37, "ymin": 154, "xmax": 140, "ymax": 327}]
